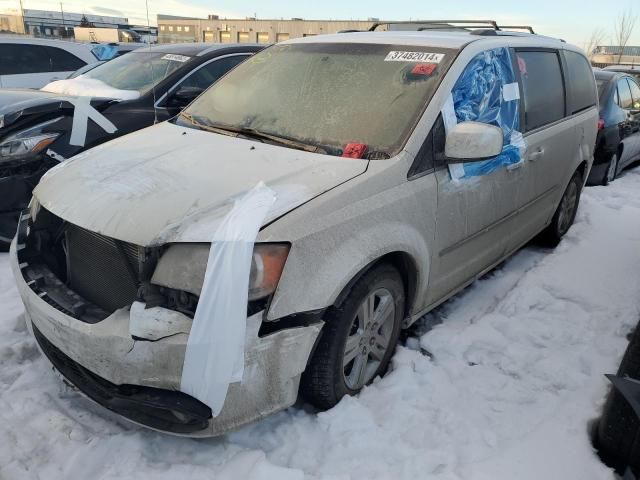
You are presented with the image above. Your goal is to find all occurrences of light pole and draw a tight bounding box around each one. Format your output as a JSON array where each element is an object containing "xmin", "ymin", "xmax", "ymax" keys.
[
  {"xmin": 18, "ymin": 0, "xmax": 27, "ymax": 34},
  {"xmin": 60, "ymin": 2, "xmax": 66, "ymax": 37}
]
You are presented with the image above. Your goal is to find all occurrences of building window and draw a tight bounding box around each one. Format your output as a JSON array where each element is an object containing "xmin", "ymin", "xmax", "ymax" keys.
[
  {"xmin": 160, "ymin": 25, "xmax": 165, "ymax": 31},
  {"xmin": 276, "ymin": 33, "xmax": 290, "ymax": 42},
  {"xmin": 257, "ymin": 32, "xmax": 269, "ymax": 44},
  {"xmin": 220, "ymin": 31, "xmax": 231, "ymax": 43},
  {"xmin": 184, "ymin": 26, "xmax": 190, "ymax": 32},
  {"xmin": 238, "ymin": 31, "xmax": 250, "ymax": 43},
  {"xmin": 177, "ymin": 26, "xmax": 182, "ymax": 32},
  {"xmin": 168, "ymin": 26, "xmax": 173, "ymax": 32}
]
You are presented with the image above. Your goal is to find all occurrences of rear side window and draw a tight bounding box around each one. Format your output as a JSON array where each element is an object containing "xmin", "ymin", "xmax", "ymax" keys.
[
  {"xmin": 618, "ymin": 79, "xmax": 633, "ymax": 109},
  {"xmin": 46, "ymin": 46, "xmax": 86, "ymax": 71},
  {"xmin": 517, "ymin": 50, "xmax": 565, "ymax": 131},
  {"xmin": 0, "ymin": 44, "xmax": 51, "ymax": 75},
  {"xmin": 179, "ymin": 55, "xmax": 249, "ymax": 90},
  {"xmin": 564, "ymin": 51, "xmax": 596, "ymax": 114},
  {"xmin": 628, "ymin": 78, "xmax": 640, "ymax": 109}
]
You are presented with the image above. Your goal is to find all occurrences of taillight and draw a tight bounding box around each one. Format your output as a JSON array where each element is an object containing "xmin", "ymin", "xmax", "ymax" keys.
[{"xmin": 597, "ymin": 118, "xmax": 605, "ymax": 130}]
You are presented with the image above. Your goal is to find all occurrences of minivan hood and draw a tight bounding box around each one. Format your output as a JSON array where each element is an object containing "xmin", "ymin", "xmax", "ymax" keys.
[{"xmin": 34, "ymin": 122, "xmax": 368, "ymax": 245}]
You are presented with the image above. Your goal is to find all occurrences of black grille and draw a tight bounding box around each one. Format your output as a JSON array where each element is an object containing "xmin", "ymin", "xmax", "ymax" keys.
[{"xmin": 65, "ymin": 224, "xmax": 142, "ymax": 312}]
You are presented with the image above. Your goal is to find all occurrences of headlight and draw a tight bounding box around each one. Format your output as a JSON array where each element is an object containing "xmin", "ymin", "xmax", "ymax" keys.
[
  {"xmin": 248, "ymin": 243, "xmax": 290, "ymax": 300},
  {"xmin": 151, "ymin": 242, "xmax": 290, "ymax": 305},
  {"xmin": 0, "ymin": 118, "xmax": 62, "ymax": 163}
]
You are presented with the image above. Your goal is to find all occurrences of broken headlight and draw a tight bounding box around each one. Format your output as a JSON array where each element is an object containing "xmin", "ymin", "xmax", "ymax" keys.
[
  {"xmin": 0, "ymin": 118, "xmax": 62, "ymax": 164},
  {"xmin": 150, "ymin": 243, "xmax": 290, "ymax": 315}
]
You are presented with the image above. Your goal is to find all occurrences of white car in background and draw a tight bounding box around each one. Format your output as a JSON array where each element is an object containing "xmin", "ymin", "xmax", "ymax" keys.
[{"xmin": 0, "ymin": 37, "xmax": 119, "ymax": 88}]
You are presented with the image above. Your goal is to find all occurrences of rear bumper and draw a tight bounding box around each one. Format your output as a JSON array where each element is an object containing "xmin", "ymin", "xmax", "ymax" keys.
[{"xmin": 11, "ymin": 237, "xmax": 322, "ymax": 436}]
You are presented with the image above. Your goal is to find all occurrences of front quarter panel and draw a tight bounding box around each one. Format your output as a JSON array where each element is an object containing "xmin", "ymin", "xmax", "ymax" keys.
[{"xmin": 260, "ymin": 153, "xmax": 436, "ymax": 321}]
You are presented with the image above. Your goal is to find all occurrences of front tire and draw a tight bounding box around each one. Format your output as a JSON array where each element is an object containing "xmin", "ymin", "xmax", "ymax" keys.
[
  {"xmin": 301, "ymin": 263, "xmax": 405, "ymax": 409},
  {"xmin": 539, "ymin": 171, "xmax": 583, "ymax": 247}
]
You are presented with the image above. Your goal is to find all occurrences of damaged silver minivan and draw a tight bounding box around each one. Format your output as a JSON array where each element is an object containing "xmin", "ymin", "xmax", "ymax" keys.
[{"xmin": 11, "ymin": 28, "xmax": 597, "ymax": 436}]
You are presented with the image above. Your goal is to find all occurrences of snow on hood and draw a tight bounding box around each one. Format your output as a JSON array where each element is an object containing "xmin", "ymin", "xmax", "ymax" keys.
[
  {"xmin": 41, "ymin": 77, "xmax": 140, "ymax": 101},
  {"xmin": 33, "ymin": 122, "xmax": 368, "ymax": 246}
]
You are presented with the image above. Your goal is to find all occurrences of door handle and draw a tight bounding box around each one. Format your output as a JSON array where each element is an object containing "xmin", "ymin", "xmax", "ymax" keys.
[{"xmin": 528, "ymin": 148, "xmax": 545, "ymax": 162}]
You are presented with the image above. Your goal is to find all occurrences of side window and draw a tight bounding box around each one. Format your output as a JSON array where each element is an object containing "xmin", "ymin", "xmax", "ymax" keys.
[
  {"xmin": 516, "ymin": 50, "xmax": 565, "ymax": 131},
  {"xmin": 46, "ymin": 47, "xmax": 86, "ymax": 71},
  {"xmin": 627, "ymin": 78, "xmax": 640, "ymax": 109},
  {"xmin": 0, "ymin": 44, "xmax": 51, "ymax": 75},
  {"xmin": 179, "ymin": 55, "xmax": 249, "ymax": 90},
  {"xmin": 618, "ymin": 79, "xmax": 633, "ymax": 110},
  {"xmin": 408, "ymin": 115, "xmax": 444, "ymax": 178},
  {"xmin": 564, "ymin": 51, "xmax": 597, "ymax": 114}
]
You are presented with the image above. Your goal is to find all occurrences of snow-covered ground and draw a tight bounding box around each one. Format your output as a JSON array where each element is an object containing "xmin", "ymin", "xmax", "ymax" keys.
[{"xmin": 2, "ymin": 167, "xmax": 640, "ymax": 480}]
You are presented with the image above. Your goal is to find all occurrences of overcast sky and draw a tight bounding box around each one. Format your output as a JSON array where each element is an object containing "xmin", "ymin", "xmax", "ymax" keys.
[{"xmin": 1, "ymin": 0, "xmax": 639, "ymax": 47}]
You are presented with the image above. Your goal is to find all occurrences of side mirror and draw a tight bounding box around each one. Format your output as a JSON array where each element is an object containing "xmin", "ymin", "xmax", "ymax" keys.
[
  {"xmin": 445, "ymin": 121, "xmax": 504, "ymax": 161},
  {"xmin": 167, "ymin": 86, "xmax": 204, "ymax": 108}
]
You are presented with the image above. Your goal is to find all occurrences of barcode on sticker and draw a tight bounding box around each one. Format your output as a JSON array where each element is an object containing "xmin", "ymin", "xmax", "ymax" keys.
[
  {"xmin": 385, "ymin": 51, "xmax": 445, "ymax": 63},
  {"xmin": 161, "ymin": 54, "xmax": 190, "ymax": 63}
]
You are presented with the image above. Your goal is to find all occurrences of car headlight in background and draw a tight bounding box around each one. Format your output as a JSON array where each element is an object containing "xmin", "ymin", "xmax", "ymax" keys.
[
  {"xmin": 150, "ymin": 242, "xmax": 290, "ymax": 316},
  {"xmin": 0, "ymin": 118, "xmax": 62, "ymax": 164}
]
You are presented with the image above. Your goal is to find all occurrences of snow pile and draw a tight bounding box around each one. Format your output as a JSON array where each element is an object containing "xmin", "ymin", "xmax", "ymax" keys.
[
  {"xmin": 1, "ymin": 167, "xmax": 640, "ymax": 479},
  {"xmin": 41, "ymin": 77, "xmax": 140, "ymax": 101}
]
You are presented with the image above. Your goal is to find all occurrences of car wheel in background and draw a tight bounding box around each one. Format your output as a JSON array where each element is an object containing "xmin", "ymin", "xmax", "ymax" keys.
[
  {"xmin": 596, "ymin": 322, "xmax": 640, "ymax": 473},
  {"xmin": 301, "ymin": 263, "xmax": 405, "ymax": 409},
  {"xmin": 539, "ymin": 171, "xmax": 583, "ymax": 247},
  {"xmin": 603, "ymin": 153, "xmax": 619, "ymax": 186}
]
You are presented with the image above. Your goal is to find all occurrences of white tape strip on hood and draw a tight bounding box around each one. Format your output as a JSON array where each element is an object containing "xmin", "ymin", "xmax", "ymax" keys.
[
  {"xmin": 180, "ymin": 182, "xmax": 277, "ymax": 416},
  {"xmin": 68, "ymin": 96, "xmax": 117, "ymax": 147}
]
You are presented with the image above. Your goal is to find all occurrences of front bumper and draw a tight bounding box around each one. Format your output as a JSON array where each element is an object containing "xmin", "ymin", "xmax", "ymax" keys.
[{"xmin": 11, "ymin": 240, "xmax": 322, "ymax": 436}]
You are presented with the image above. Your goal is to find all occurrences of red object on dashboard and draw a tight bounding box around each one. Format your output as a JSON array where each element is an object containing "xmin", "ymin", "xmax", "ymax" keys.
[
  {"xmin": 342, "ymin": 143, "xmax": 368, "ymax": 159},
  {"xmin": 411, "ymin": 63, "xmax": 438, "ymax": 76}
]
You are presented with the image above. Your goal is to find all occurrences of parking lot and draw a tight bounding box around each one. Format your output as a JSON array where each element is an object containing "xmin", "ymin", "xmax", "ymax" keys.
[{"xmin": 1, "ymin": 165, "xmax": 638, "ymax": 480}]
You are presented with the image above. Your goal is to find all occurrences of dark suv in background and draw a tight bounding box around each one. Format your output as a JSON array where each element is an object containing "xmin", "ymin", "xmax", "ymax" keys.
[{"xmin": 0, "ymin": 42, "xmax": 262, "ymax": 249}]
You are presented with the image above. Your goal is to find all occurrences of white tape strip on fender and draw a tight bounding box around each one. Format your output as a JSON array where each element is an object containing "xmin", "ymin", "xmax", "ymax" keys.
[
  {"xmin": 68, "ymin": 97, "xmax": 117, "ymax": 147},
  {"xmin": 180, "ymin": 182, "xmax": 277, "ymax": 416}
]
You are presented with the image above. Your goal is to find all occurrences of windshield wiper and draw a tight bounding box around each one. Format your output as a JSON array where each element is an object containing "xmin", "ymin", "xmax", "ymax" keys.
[
  {"xmin": 179, "ymin": 113, "xmax": 327, "ymax": 154},
  {"xmin": 178, "ymin": 112, "xmax": 239, "ymax": 138}
]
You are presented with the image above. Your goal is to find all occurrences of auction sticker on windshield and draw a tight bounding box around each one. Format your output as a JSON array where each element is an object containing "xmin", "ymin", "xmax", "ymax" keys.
[
  {"xmin": 161, "ymin": 54, "xmax": 191, "ymax": 63},
  {"xmin": 384, "ymin": 51, "xmax": 445, "ymax": 63}
]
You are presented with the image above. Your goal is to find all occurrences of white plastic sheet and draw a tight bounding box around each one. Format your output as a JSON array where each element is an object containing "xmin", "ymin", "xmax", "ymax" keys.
[{"xmin": 180, "ymin": 182, "xmax": 277, "ymax": 416}]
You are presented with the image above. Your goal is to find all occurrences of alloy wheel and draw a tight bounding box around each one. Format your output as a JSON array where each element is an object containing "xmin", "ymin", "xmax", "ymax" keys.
[{"xmin": 342, "ymin": 288, "xmax": 396, "ymax": 390}]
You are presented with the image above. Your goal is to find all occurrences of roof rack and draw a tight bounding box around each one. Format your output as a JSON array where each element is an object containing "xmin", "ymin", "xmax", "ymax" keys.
[
  {"xmin": 368, "ymin": 20, "xmax": 536, "ymax": 35},
  {"xmin": 500, "ymin": 25, "xmax": 535, "ymax": 34},
  {"xmin": 369, "ymin": 20, "xmax": 499, "ymax": 31}
]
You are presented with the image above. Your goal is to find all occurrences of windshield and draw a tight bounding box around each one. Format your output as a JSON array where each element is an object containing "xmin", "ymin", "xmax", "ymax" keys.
[
  {"xmin": 82, "ymin": 50, "xmax": 191, "ymax": 94},
  {"xmin": 181, "ymin": 43, "xmax": 456, "ymax": 158}
]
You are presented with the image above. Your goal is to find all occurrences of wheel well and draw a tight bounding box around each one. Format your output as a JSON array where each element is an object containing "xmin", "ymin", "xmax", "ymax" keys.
[
  {"xmin": 333, "ymin": 252, "xmax": 418, "ymax": 321},
  {"xmin": 617, "ymin": 143, "xmax": 624, "ymax": 160}
]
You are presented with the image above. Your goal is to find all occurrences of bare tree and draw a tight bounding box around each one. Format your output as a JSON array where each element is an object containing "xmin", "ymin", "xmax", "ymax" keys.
[
  {"xmin": 584, "ymin": 28, "xmax": 607, "ymax": 60},
  {"xmin": 613, "ymin": 8, "xmax": 637, "ymax": 63}
]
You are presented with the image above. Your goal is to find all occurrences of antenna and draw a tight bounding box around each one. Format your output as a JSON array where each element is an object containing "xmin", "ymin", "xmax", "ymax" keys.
[{"xmin": 146, "ymin": 0, "xmax": 159, "ymax": 124}]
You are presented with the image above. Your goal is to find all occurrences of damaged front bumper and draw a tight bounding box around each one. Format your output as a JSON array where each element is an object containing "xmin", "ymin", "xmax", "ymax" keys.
[{"xmin": 10, "ymin": 238, "xmax": 322, "ymax": 437}]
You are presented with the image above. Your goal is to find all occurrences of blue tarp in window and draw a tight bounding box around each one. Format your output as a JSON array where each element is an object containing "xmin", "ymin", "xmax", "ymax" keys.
[
  {"xmin": 91, "ymin": 45, "xmax": 119, "ymax": 61},
  {"xmin": 445, "ymin": 47, "xmax": 525, "ymax": 178}
]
